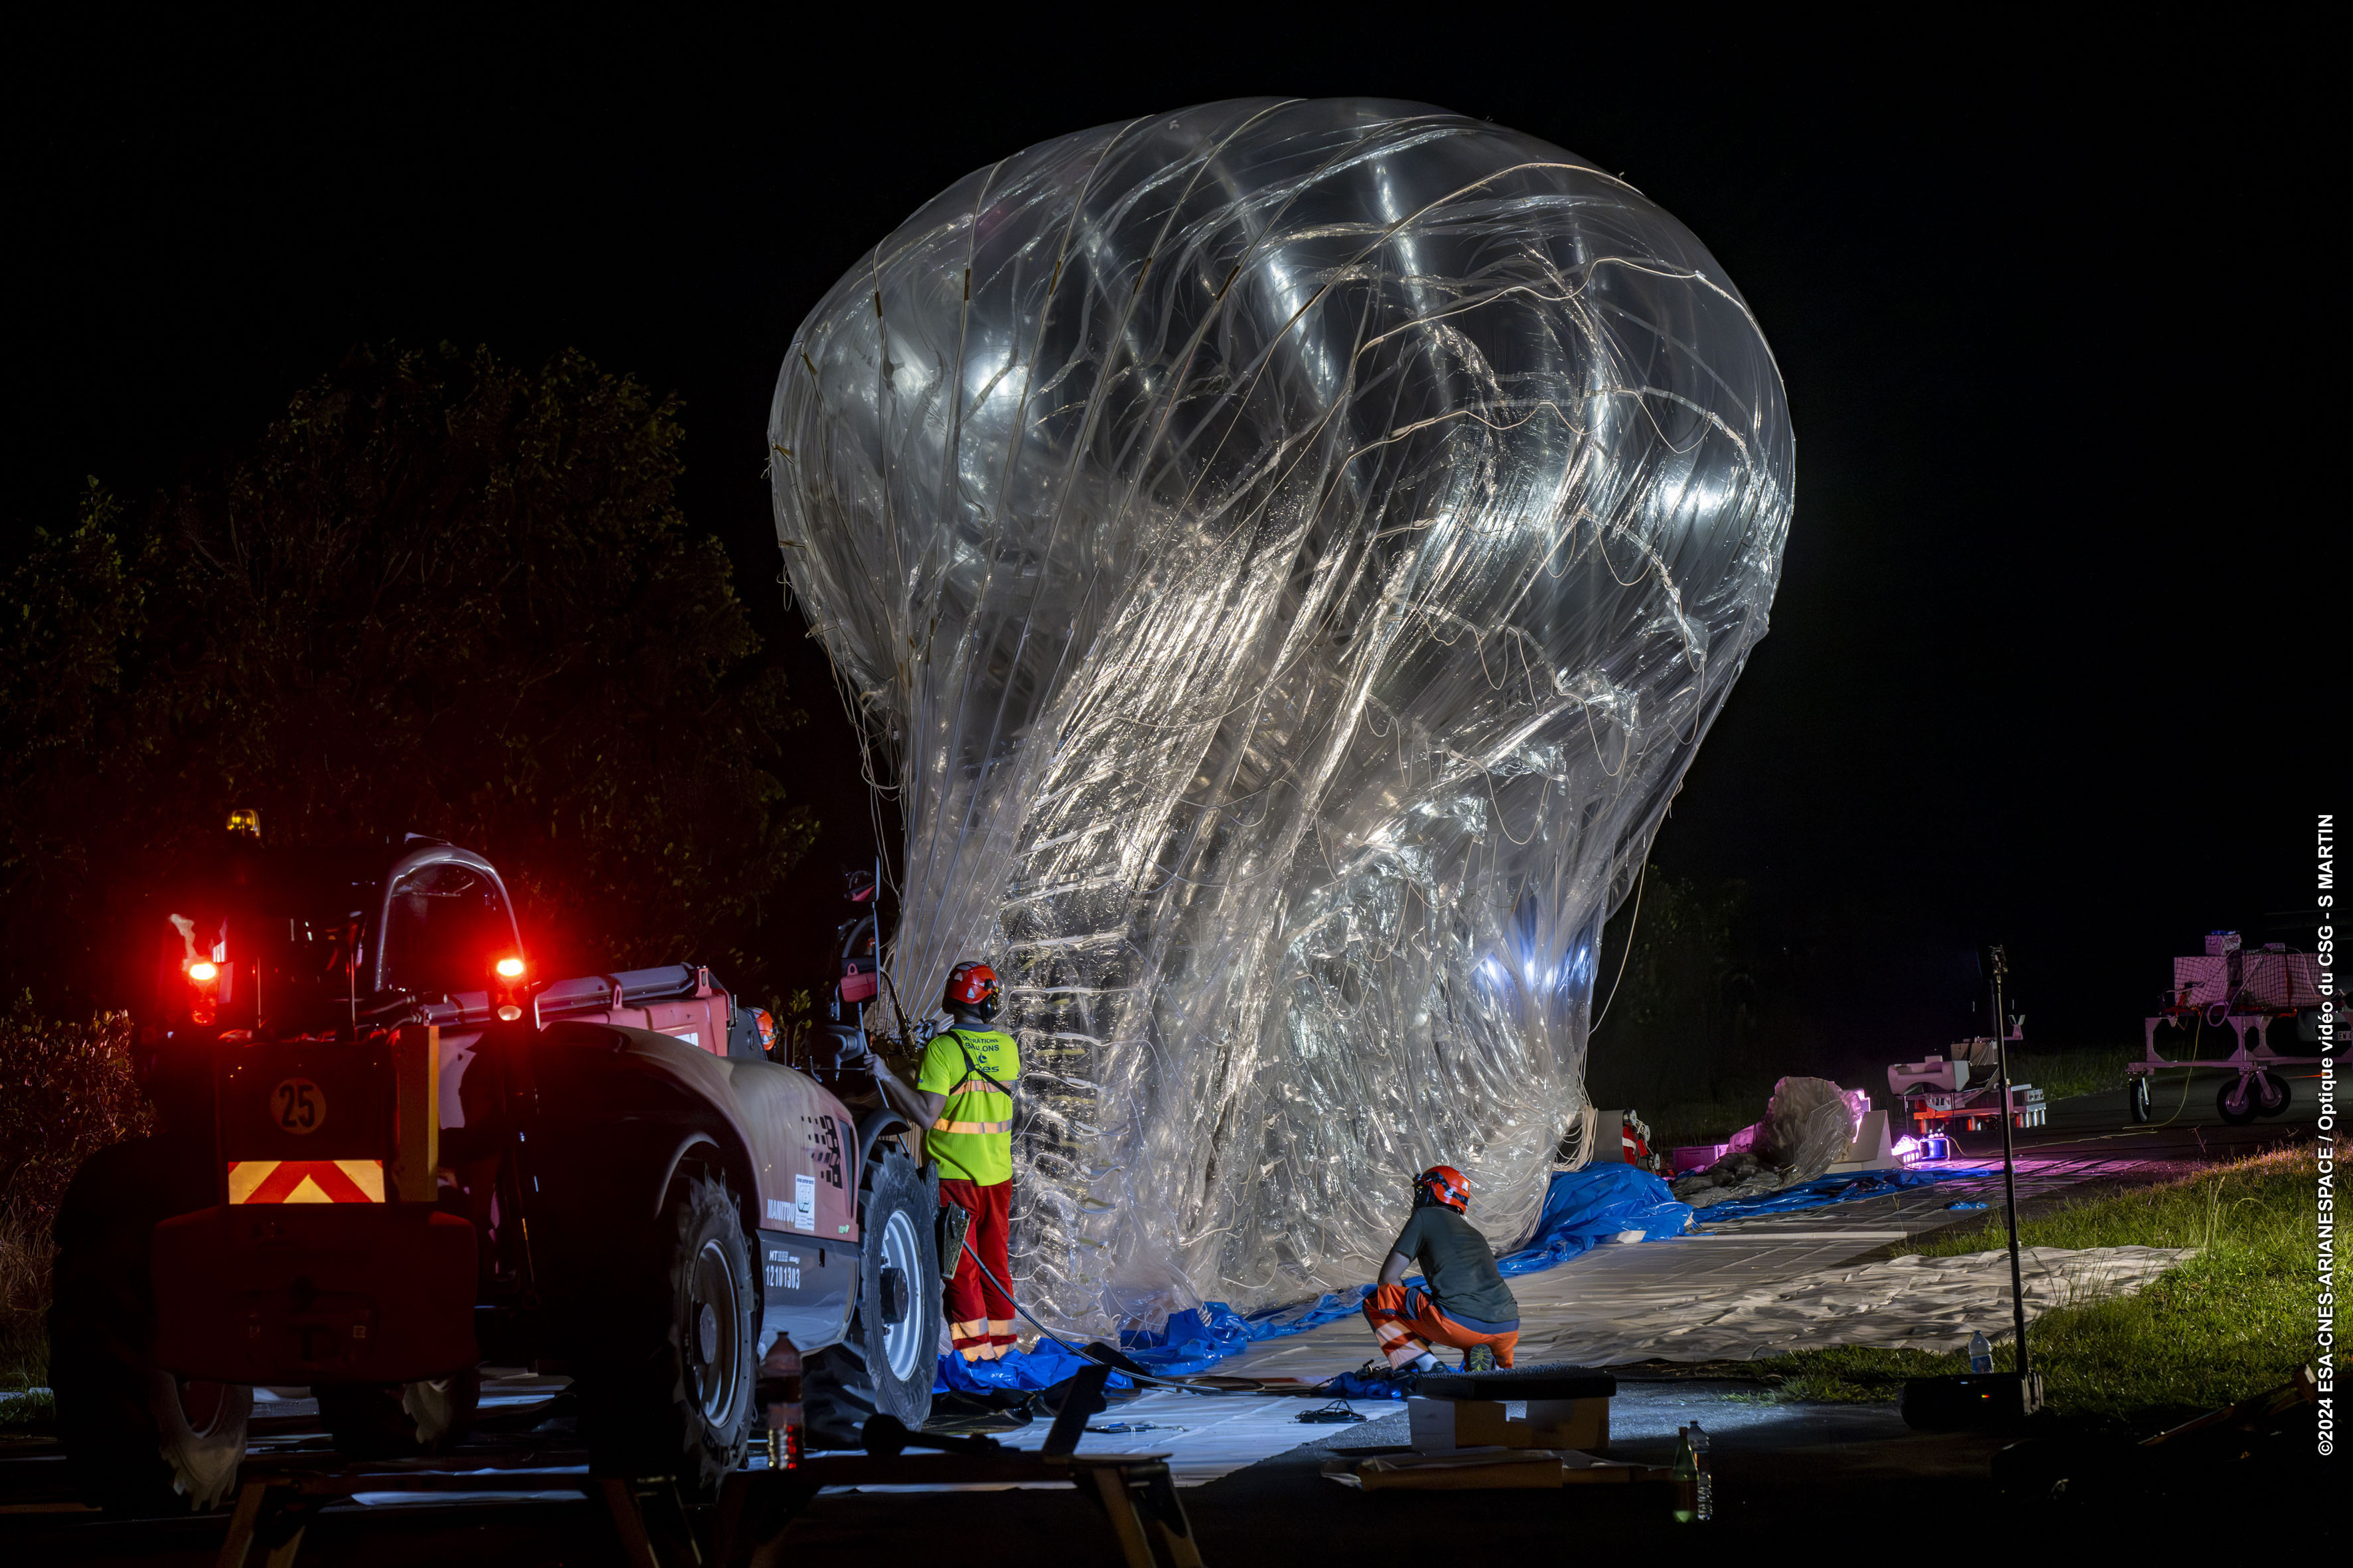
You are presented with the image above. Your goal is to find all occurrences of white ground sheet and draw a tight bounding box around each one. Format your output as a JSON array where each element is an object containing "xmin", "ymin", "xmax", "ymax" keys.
[
  {"xmin": 939, "ymin": 1391, "xmax": 1325, "ymax": 1489},
  {"xmin": 344, "ymin": 1156, "xmax": 2188, "ymax": 1499},
  {"xmin": 1548, "ymin": 1243, "xmax": 2192, "ymax": 1363}
]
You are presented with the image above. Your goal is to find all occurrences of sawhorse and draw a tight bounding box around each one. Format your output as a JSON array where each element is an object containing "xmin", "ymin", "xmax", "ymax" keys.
[
  {"xmin": 709, "ymin": 1364, "xmax": 1202, "ymax": 1568},
  {"xmin": 214, "ymin": 1453, "xmax": 1201, "ymax": 1568},
  {"xmin": 215, "ymin": 1462, "xmax": 600, "ymax": 1568},
  {"xmin": 705, "ymin": 1449, "xmax": 1202, "ymax": 1568},
  {"xmin": 214, "ymin": 1367, "xmax": 1203, "ymax": 1568}
]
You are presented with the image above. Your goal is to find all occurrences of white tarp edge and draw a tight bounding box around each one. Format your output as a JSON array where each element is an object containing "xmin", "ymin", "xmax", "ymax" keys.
[{"xmin": 1552, "ymin": 1244, "xmax": 2194, "ymax": 1363}]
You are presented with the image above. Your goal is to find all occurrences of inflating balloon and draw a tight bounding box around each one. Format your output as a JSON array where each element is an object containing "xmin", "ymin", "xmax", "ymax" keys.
[{"xmin": 771, "ymin": 98, "xmax": 1792, "ymax": 1333}]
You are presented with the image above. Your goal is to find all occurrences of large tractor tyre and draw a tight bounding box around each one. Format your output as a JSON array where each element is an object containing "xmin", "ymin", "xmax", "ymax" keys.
[
  {"xmin": 48, "ymin": 1138, "xmax": 250, "ymax": 1515},
  {"xmin": 579, "ymin": 1170, "xmax": 757, "ymax": 1495},
  {"xmin": 805, "ymin": 1148, "xmax": 941, "ymax": 1449},
  {"xmin": 316, "ymin": 1369, "xmax": 482, "ymax": 1459}
]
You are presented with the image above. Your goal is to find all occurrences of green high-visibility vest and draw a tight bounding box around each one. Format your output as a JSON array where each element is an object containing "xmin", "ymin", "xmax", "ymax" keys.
[{"xmin": 915, "ymin": 1027, "xmax": 1019, "ymax": 1184}]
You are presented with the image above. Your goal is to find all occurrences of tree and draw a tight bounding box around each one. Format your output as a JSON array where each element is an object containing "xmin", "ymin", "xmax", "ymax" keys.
[
  {"xmin": 0, "ymin": 343, "xmax": 813, "ymax": 1012},
  {"xmin": 1586, "ymin": 866, "xmax": 1780, "ymax": 1105}
]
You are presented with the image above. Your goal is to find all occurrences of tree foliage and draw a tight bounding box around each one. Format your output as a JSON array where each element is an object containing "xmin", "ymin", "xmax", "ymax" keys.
[
  {"xmin": 0, "ymin": 995, "xmax": 149, "ymax": 1235},
  {"xmin": 0, "ymin": 344, "xmax": 812, "ymax": 1010},
  {"xmin": 1586, "ymin": 866, "xmax": 1777, "ymax": 1105}
]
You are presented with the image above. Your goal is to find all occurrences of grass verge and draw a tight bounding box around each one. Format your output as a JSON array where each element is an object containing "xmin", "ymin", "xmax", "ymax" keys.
[
  {"xmin": 0, "ymin": 1209, "xmax": 49, "ymax": 1427},
  {"xmin": 1744, "ymin": 1146, "xmax": 2316, "ymax": 1425},
  {"xmin": 0, "ymin": 1389, "xmax": 53, "ymax": 1430},
  {"xmin": 1647, "ymin": 1044, "xmax": 2139, "ymax": 1154},
  {"xmin": 1, "ymin": 1209, "xmax": 49, "ymax": 1399},
  {"xmin": 1644, "ymin": 1046, "xmax": 2136, "ymax": 1156},
  {"xmin": 2001, "ymin": 1042, "xmax": 2138, "ymax": 1102}
]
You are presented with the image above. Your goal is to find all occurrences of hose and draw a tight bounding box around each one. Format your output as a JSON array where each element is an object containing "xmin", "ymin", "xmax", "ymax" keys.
[
  {"xmin": 2148, "ymin": 1014, "xmax": 2206, "ymax": 1128},
  {"xmin": 949, "ymin": 1233, "xmax": 1264, "ymax": 1396}
]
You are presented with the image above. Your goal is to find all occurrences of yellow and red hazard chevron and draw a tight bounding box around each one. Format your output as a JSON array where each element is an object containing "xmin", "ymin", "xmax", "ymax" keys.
[{"xmin": 227, "ymin": 1159, "xmax": 385, "ymax": 1205}]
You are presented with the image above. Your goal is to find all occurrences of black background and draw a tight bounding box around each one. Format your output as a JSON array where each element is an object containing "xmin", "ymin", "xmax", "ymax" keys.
[{"xmin": 6, "ymin": 17, "xmax": 2329, "ymax": 1064}]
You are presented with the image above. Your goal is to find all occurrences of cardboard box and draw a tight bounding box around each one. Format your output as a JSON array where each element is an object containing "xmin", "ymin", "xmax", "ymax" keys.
[{"xmin": 1408, "ymin": 1394, "xmax": 1609, "ymax": 1453}]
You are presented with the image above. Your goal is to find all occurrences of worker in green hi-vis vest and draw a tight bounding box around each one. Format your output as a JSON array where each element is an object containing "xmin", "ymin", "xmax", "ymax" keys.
[{"xmin": 875, "ymin": 962, "xmax": 1020, "ymax": 1361}]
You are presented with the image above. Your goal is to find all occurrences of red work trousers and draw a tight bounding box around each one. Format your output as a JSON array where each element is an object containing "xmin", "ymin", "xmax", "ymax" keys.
[
  {"xmin": 937, "ymin": 1177, "xmax": 1014, "ymax": 1359},
  {"xmin": 1362, "ymin": 1283, "xmax": 1519, "ymax": 1369}
]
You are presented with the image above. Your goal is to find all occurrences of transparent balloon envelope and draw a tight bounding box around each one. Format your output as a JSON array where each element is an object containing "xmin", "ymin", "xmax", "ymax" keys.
[{"xmin": 771, "ymin": 97, "xmax": 1792, "ymax": 1333}]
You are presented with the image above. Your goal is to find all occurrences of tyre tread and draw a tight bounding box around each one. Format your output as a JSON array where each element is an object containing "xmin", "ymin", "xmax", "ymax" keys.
[
  {"xmin": 805, "ymin": 1148, "xmax": 941, "ymax": 1447},
  {"xmin": 579, "ymin": 1169, "xmax": 756, "ymax": 1493}
]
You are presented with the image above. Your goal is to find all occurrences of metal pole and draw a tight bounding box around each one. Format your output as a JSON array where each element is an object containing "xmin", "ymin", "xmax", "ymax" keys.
[{"xmin": 1988, "ymin": 945, "xmax": 2030, "ymax": 1381}]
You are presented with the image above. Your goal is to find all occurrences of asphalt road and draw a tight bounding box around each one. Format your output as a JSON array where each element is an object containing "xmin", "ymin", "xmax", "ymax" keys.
[
  {"xmin": 0, "ymin": 1397, "xmax": 2016, "ymax": 1561},
  {"xmin": 3, "ymin": 1064, "xmax": 2321, "ymax": 1561},
  {"xmin": 1948, "ymin": 1063, "xmax": 2322, "ymax": 1172}
]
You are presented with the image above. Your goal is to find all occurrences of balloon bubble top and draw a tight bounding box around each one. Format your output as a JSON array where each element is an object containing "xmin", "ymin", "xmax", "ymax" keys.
[{"xmin": 772, "ymin": 97, "xmax": 1791, "ymax": 1331}]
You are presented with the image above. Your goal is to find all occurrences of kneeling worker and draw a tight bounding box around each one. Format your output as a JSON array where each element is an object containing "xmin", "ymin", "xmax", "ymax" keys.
[
  {"xmin": 1363, "ymin": 1164, "xmax": 1520, "ymax": 1373},
  {"xmin": 875, "ymin": 961, "xmax": 1020, "ymax": 1361}
]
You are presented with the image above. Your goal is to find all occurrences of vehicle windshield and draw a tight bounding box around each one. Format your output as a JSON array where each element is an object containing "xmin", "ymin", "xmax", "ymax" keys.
[
  {"xmin": 246, "ymin": 852, "xmax": 384, "ymax": 1032},
  {"xmin": 380, "ymin": 858, "xmax": 516, "ymax": 998},
  {"xmin": 153, "ymin": 850, "xmax": 382, "ymax": 1035},
  {"xmin": 150, "ymin": 847, "xmax": 519, "ymax": 1035}
]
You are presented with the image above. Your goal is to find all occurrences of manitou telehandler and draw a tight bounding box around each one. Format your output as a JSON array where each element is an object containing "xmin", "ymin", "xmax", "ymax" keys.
[{"xmin": 49, "ymin": 827, "xmax": 941, "ymax": 1515}]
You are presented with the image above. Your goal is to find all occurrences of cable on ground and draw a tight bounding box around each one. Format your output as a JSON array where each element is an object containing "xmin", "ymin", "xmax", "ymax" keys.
[{"xmin": 953, "ymin": 1233, "xmax": 1270, "ymax": 1396}]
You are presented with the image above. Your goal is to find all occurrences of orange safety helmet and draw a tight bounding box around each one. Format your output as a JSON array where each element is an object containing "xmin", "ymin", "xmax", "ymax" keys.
[
  {"xmin": 944, "ymin": 960, "xmax": 1001, "ymax": 1022},
  {"xmin": 1415, "ymin": 1164, "xmax": 1470, "ymax": 1213}
]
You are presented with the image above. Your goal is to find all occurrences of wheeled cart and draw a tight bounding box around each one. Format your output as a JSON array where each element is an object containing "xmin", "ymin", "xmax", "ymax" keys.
[
  {"xmin": 2128, "ymin": 932, "xmax": 2321, "ymax": 1125},
  {"xmin": 1899, "ymin": 1080, "xmax": 2047, "ymax": 1136}
]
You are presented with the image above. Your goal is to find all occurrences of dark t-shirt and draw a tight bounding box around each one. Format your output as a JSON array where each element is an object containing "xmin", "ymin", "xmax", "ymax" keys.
[{"xmin": 1390, "ymin": 1205, "xmax": 1520, "ymax": 1327}]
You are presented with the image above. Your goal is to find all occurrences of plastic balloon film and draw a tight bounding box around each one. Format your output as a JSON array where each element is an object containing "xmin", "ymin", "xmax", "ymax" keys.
[{"xmin": 771, "ymin": 98, "xmax": 1791, "ymax": 1333}]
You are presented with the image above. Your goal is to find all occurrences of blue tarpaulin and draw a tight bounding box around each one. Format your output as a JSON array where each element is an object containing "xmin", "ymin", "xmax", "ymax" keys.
[
  {"xmin": 1110, "ymin": 1164, "xmax": 1693, "ymax": 1381},
  {"xmin": 1496, "ymin": 1163, "xmax": 1693, "ymax": 1275},
  {"xmin": 933, "ymin": 1162, "xmax": 1988, "ymax": 1394},
  {"xmin": 933, "ymin": 1333, "xmax": 1133, "ymax": 1396},
  {"xmin": 1324, "ymin": 1365, "xmax": 1419, "ymax": 1400},
  {"xmin": 1693, "ymin": 1166, "xmax": 1991, "ymax": 1223}
]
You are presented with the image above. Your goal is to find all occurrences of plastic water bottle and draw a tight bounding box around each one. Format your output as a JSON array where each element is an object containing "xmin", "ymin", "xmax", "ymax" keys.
[
  {"xmin": 1968, "ymin": 1330, "xmax": 1993, "ymax": 1374},
  {"xmin": 1673, "ymin": 1423, "xmax": 1713, "ymax": 1523}
]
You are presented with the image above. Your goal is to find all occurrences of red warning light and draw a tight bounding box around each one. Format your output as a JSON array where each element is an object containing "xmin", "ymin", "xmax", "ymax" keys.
[
  {"xmin": 187, "ymin": 960, "xmax": 219, "ymax": 984},
  {"xmin": 492, "ymin": 954, "xmax": 528, "ymax": 1021}
]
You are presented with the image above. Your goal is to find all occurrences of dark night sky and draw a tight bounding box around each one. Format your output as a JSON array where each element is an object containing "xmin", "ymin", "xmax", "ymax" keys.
[{"xmin": 5, "ymin": 18, "xmax": 2329, "ymax": 1060}]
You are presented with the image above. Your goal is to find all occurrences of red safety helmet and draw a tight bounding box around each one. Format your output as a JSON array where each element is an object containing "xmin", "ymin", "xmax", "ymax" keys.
[
  {"xmin": 944, "ymin": 960, "xmax": 1001, "ymax": 1022},
  {"xmin": 1415, "ymin": 1164, "xmax": 1470, "ymax": 1213}
]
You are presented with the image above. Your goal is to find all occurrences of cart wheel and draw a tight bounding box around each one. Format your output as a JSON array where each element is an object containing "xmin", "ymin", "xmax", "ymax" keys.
[
  {"xmin": 2216, "ymin": 1076, "xmax": 2258, "ymax": 1125},
  {"xmin": 2127, "ymin": 1077, "xmax": 2152, "ymax": 1124},
  {"xmin": 2252, "ymin": 1071, "xmax": 2291, "ymax": 1118}
]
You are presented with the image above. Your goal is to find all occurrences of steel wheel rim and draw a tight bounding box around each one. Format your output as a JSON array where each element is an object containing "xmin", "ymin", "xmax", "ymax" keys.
[
  {"xmin": 690, "ymin": 1237, "xmax": 743, "ymax": 1424},
  {"xmin": 879, "ymin": 1207, "xmax": 925, "ymax": 1383}
]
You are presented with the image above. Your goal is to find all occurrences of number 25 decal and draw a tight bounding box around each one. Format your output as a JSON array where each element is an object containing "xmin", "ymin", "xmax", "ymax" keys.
[{"xmin": 273, "ymin": 1078, "xmax": 326, "ymax": 1134}]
